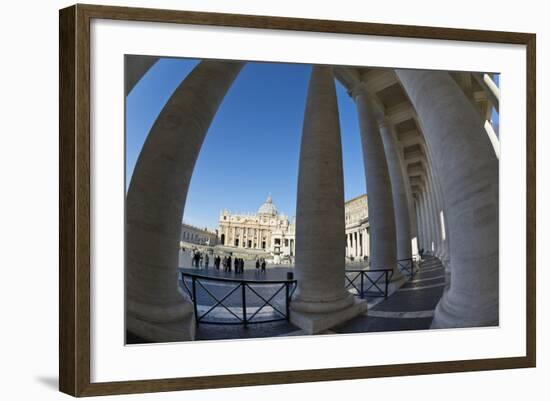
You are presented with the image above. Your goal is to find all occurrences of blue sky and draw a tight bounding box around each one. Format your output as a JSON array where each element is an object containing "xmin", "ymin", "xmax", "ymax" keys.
[{"xmin": 126, "ymin": 58, "xmax": 366, "ymax": 229}]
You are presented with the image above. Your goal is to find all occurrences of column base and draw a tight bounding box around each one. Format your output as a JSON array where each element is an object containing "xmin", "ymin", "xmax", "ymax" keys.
[
  {"xmin": 430, "ymin": 291, "xmax": 498, "ymax": 329},
  {"xmin": 290, "ymin": 297, "xmax": 368, "ymax": 334},
  {"xmin": 126, "ymin": 300, "xmax": 196, "ymax": 343}
]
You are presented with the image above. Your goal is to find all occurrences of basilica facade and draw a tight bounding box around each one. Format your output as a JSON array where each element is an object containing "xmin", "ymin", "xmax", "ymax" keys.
[
  {"xmin": 218, "ymin": 196, "xmax": 295, "ymax": 258},
  {"xmin": 218, "ymin": 194, "xmax": 369, "ymax": 261}
]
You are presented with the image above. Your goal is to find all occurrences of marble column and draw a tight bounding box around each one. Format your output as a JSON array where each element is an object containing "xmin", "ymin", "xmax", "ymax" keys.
[
  {"xmin": 428, "ymin": 160, "xmax": 451, "ymax": 268},
  {"xmin": 420, "ymin": 191, "xmax": 432, "ymax": 253},
  {"xmin": 291, "ymin": 66, "xmax": 365, "ymax": 333},
  {"xmin": 126, "ymin": 60, "xmax": 244, "ymax": 342},
  {"xmin": 379, "ymin": 119, "xmax": 413, "ymax": 261},
  {"xmin": 425, "ymin": 180, "xmax": 440, "ymax": 255},
  {"xmin": 427, "ymin": 173, "xmax": 444, "ymax": 259},
  {"xmin": 125, "ymin": 55, "xmax": 159, "ymax": 96},
  {"xmin": 413, "ymin": 197, "xmax": 422, "ymax": 253},
  {"xmin": 353, "ymin": 83, "xmax": 403, "ymax": 281},
  {"xmin": 397, "ymin": 69, "xmax": 499, "ymax": 328}
]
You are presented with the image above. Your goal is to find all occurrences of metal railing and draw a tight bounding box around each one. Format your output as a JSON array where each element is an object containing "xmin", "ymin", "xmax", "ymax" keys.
[
  {"xmin": 397, "ymin": 258, "xmax": 416, "ymax": 280},
  {"xmin": 181, "ymin": 272, "xmax": 297, "ymax": 327},
  {"xmin": 345, "ymin": 269, "xmax": 394, "ymax": 298}
]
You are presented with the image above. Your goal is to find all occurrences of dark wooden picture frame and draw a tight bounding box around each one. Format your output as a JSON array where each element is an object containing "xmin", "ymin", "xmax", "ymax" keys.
[{"xmin": 59, "ymin": 3, "xmax": 536, "ymax": 397}]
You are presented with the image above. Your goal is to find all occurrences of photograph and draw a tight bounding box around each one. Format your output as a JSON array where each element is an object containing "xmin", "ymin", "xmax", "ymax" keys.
[
  {"xmin": 124, "ymin": 56, "xmax": 501, "ymax": 344},
  {"xmin": 57, "ymin": 4, "xmax": 536, "ymax": 395}
]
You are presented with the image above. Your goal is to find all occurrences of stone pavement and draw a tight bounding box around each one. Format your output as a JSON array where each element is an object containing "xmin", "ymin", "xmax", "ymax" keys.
[
  {"xmin": 330, "ymin": 255, "xmax": 447, "ymax": 334},
  {"xmin": 177, "ymin": 256, "xmax": 447, "ymax": 341}
]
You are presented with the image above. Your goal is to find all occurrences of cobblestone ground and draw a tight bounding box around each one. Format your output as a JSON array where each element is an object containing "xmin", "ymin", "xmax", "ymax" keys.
[{"xmin": 176, "ymin": 255, "xmax": 447, "ymax": 341}]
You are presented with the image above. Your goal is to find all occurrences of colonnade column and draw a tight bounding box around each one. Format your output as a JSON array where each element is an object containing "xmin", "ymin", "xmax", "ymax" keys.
[
  {"xmin": 425, "ymin": 180, "xmax": 440, "ymax": 255},
  {"xmin": 420, "ymin": 191, "xmax": 431, "ymax": 254},
  {"xmin": 421, "ymin": 190, "xmax": 432, "ymax": 254},
  {"xmin": 126, "ymin": 60, "xmax": 244, "ymax": 342},
  {"xmin": 413, "ymin": 196, "xmax": 423, "ymax": 252},
  {"xmin": 352, "ymin": 83, "xmax": 403, "ymax": 282},
  {"xmin": 397, "ymin": 69, "xmax": 499, "ymax": 328},
  {"xmin": 290, "ymin": 66, "xmax": 366, "ymax": 334},
  {"xmin": 379, "ymin": 119, "xmax": 412, "ymax": 262}
]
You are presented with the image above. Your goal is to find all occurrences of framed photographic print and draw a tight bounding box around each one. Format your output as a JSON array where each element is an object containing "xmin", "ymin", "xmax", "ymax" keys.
[{"xmin": 59, "ymin": 3, "xmax": 536, "ymax": 397}]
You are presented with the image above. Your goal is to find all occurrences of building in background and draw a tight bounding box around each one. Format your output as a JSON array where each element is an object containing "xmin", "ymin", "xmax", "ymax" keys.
[
  {"xmin": 218, "ymin": 194, "xmax": 369, "ymax": 261},
  {"xmin": 344, "ymin": 194, "xmax": 369, "ymax": 261},
  {"xmin": 218, "ymin": 196, "xmax": 294, "ymax": 259},
  {"xmin": 180, "ymin": 223, "xmax": 218, "ymax": 247}
]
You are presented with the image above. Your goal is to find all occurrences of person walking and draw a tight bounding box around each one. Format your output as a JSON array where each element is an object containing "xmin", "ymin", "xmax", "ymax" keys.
[
  {"xmin": 255, "ymin": 258, "xmax": 260, "ymax": 273},
  {"xmin": 193, "ymin": 249, "xmax": 199, "ymax": 268},
  {"xmin": 239, "ymin": 258, "xmax": 244, "ymax": 274},
  {"xmin": 227, "ymin": 255, "xmax": 232, "ymax": 273},
  {"xmin": 204, "ymin": 253, "xmax": 209, "ymax": 269},
  {"xmin": 261, "ymin": 258, "xmax": 266, "ymax": 273}
]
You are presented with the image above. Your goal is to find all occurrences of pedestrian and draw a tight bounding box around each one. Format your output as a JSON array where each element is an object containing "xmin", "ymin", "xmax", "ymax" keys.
[
  {"xmin": 261, "ymin": 258, "xmax": 266, "ymax": 273},
  {"xmin": 204, "ymin": 253, "xmax": 209, "ymax": 269},
  {"xmin": 255, "ymin": 258, "xmax": 260, "ymax": 273},
  {"xmin": 193, "ymin": 249, "xmax": 198, "ymax": 268},
  {"xmin": 227, "ymin": 255, "xmax": 232, "ymax": 273}
]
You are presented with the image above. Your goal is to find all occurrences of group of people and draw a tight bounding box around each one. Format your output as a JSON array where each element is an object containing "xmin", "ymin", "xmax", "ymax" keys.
[
  {"xmin": 255, "ymin": 257, "xmax": 267, "ymax": 273},
  {"xmin": 191, "ymin": 249, "xmax": 209, "ymax": 268},
  {"xmin": 218, "ymin": 256, "xmax": 244, "ymax": 273},
  {"xmin": 189, "ymin": 248, "xmax": 269, "ymax": 274}
]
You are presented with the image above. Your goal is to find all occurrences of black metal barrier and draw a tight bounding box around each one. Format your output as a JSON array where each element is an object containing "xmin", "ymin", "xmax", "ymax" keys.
[
  {"xmin": 181, "ymin": 272, "xmax": 297, "ymax": 327},
  {"xmin": 397, "ymin": 258, "xmax": 416, "ymax": 280},
  {"xmin": 345, "ymin": 269, "xmax": 394, "ymax": 298}
]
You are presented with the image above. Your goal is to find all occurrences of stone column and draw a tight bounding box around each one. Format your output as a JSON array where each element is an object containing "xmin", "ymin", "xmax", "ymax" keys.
[
  {"xmin": 125, "ymin": 55, "xmax": 159, "ymax": 96},
  {"xmin": 425, "ymin": 180, "xmax": 440, "ymax": 255},
  {"xmin": 420, "ymin": 188, "xmax": 432, "ymax": 253},
  {"xmin": 421, "ymin": 190, "xmax": 433, "ymax": 254},
  {"xmin": 126, "ymin": 60, "xmax": 244, "ymax": 342},
  {"xmin": 397, "ymin": 69, "xmax": 499, "ymax": 328},
  {"xmin": 379, "ymin": 119, "xmax": 412, "ymax": 261},
  {"xmin": 427, "ymin": 159, "xmax": 451, "ymax": 268},
  {"xmin": 416, "ymin": 193, "xmax": 424, "ymax": 252},
  {"xmin": 291, "ymin": 66, "xmax": 366, "ymax": 334},
  {"xmin": 429, "ymin": 175, "xmax": 444, "ymax": 258},
  {"xmin": 353, "ymin": 83, "xmax": 403, "ymax": 281}
]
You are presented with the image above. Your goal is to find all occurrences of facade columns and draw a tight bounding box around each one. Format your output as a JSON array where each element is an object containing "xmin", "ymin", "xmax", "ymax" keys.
[
  {"xmin": 353, "ymin": 83, "xmax": 403, "ymax": 281},
  {"xmin": 126, "ymin": 60, "xmax": 244, "ymax": 342},
  {"xmin": 291, "ymin": 66, "xmax": 365, "ymax": 333},
  {"xmin": 397, "ymin": 69, "xmax": 499, "ymax": 328},
  {"xmin": 379, "ymin": 119, "xmax": 413, "ymax": 261}
]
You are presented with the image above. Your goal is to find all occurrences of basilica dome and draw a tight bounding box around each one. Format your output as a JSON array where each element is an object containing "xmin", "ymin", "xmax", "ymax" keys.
[{"xmin": 258, "ymin": 195, "xmax": 278, "ymax": 216}]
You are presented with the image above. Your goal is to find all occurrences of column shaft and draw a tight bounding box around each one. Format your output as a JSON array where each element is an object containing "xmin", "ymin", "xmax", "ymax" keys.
[
  {"xmin": 126, "ymin": 60, "xmax": 244, "ymax": 341},
  {"xmin": 397, "ymin": 69, "xmax": 499, "ymax": 328},
  {"xmin": 353, "ymin": 84, "xmax": 401, "ymax": 281},
  {"xmin": 379, "ymin": 120, "xmax": 412, "ymax": 261},
  {"xmin": 292, "ymin": 66, "xmax": 354, "ymax": 314}
]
